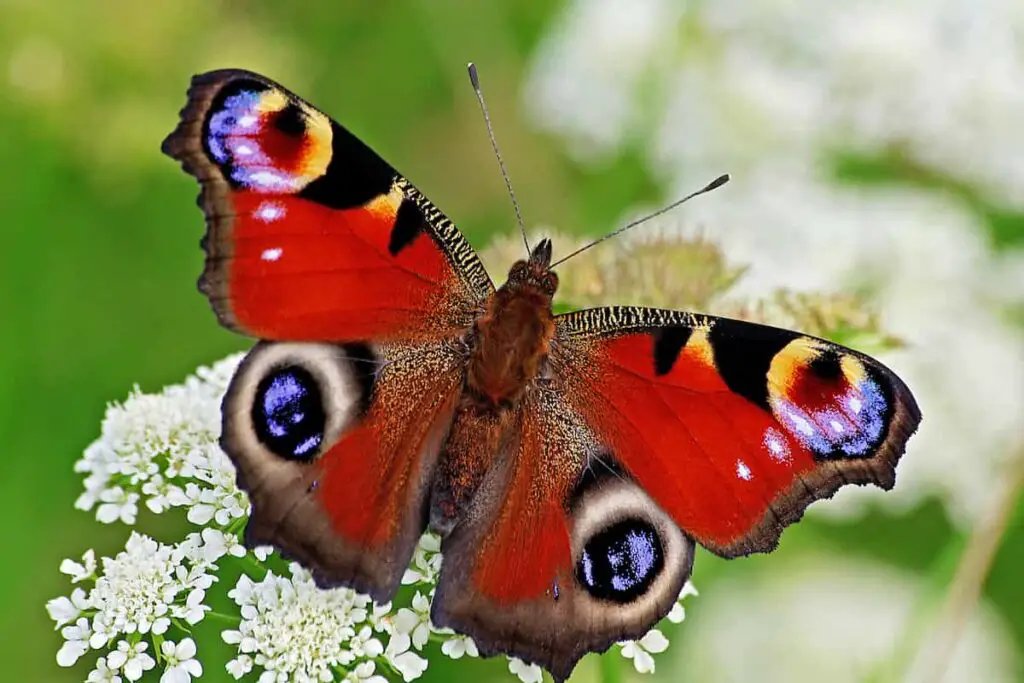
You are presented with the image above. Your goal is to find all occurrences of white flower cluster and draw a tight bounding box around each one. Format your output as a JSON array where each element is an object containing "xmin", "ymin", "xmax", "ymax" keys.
[
  {"xmin": 46, "ymin": 529, "xmax": 232, "ymax": 682},
  {"xmin": 74, "ymin": 354, "xmax": 246, "ymax": 527},
  {"xmin": 52, "ymin": 355, "xmax": 699, "ymax": 682}
]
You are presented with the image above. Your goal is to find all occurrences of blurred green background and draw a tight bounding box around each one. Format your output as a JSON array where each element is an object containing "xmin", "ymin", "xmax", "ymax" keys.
[{"xmin": 2, "ymin": 1, "xmax": 1022, "ymax": 682}]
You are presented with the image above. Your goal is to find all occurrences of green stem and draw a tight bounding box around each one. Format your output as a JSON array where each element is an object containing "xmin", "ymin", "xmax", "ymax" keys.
[
  {"xmin": 204, "ymin": 610, "xmax": 242, "ymax": 625},
  {"xmin": 599, "ymin": 651, "xmax": 624, "ymax": 683},
  {"xmin": 913, "ymin": 450, "xmax": 1024, "ymax": 682}
]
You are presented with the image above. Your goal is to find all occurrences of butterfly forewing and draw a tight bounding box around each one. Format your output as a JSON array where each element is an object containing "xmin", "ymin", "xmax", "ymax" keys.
[
  {"xmin": 553, "ymin": 306, "xmax": 921, "ymax": 557},
  {"xmin": 162, "ymin": 69, "xmax": 492, "ymax": 344}
]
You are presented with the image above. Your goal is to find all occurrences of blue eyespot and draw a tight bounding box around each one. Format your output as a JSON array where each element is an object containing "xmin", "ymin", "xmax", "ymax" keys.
[
  {"xmin": 252, "ymin": 366, "xmax": 325, "ymax": 460},
  {"xmin": 577, "ymin": 519, "xmax": 664, "ymax": 603}
]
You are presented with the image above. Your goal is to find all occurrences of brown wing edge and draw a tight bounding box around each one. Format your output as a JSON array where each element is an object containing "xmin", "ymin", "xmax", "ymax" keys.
[{"xmin": 161, "ymin": 69, "xmax": 261, "ymax": 333}]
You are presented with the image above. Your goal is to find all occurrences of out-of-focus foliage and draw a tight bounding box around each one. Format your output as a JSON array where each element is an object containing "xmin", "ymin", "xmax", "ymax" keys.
[{"xmin": 2, "ymin": 0, "xmax": 1022, "ymax": 681}]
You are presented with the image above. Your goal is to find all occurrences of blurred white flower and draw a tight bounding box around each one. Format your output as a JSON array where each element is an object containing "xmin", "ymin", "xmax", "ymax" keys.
[
  {"xmin": 508, "ymin": 657, "xmax": 544, "ymax": 683},
  {"xmin": 619, "ymin": 629, "xmax": 670, "ymax": 674},
  {"xmin": 159, "ymin": 638, "xmax": 202, "ymax": 683},
  {"xmin": 678, "ymin": 556, "xmax": 1018, "ymax": 683},
  {"xmin": 526, "ymin": 1, "xmax": 1024, "ymax": 528},
  {"xmin": 526, "ymin": 0, "xmax": 682, "ymax": 160}
]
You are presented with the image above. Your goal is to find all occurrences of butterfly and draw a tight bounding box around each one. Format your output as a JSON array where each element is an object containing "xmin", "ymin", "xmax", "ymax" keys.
[{"xmin": 162, "ymin": 68, "xmax": 921, "ymax": 681}]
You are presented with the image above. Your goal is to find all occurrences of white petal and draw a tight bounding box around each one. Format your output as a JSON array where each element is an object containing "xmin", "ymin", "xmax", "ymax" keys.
[
  {"xmin": 176, "ymin": 637, "xmax": 197, "ymax": 659},
  {"xmin": 46, "ymin": 596, "xmax": 78, "ymax": 626},
  {"xmin": 160, "ymin": 666, "xmax": 189, "ymax": 683},
  {"xmin": 632, "ymin": 650, "xmax": 655, "ymax": 674},
  {"xmin": 56, "ymin": 640, "xmax": 88, "ymax": 667},
  {"xmin": 639, "ymin": 629, "xmax": 669, "ymax": 653}
]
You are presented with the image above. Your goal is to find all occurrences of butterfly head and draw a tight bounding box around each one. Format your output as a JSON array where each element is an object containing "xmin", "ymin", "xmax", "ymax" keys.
[{"xmin": 507, "ymin": 238, "xmax": 559, "ymax": 295}]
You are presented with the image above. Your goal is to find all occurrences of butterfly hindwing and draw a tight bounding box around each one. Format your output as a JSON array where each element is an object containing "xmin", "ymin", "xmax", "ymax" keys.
[
  {"xmin": 221, "ymin": 339, "xmax": 464, "ymax": 601},
  {"xmin": 553, "ymin": 306, "xmax": 921, "ymax": 557},
  {"xmin": 162, "ymin": 69, "xmax": 493, "ymax": 344},
  {"xmin": 430, "ymin": 387, "xmax": 696, "ymax": 682}
]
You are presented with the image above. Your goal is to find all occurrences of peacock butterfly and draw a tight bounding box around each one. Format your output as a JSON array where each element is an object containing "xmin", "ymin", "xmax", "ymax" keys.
[{"xmin": 161, "ymin": 67, "xmax": 921, "ymax": 681}]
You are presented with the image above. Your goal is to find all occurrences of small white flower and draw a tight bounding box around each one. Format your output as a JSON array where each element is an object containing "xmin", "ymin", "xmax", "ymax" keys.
[
  {"xmin": 384, "ymin": 631, "xmax": 429, "ymax": 682},
  {"xmin": 60, "ymin": 549, "xmax": 97, "ymax": 582},
  {"xmin": 252, "ymin": 545, "xmax": 273, "ymax": 562},
  {"xmin": 508, "ymin": 657, "xmax": 544, "ymax": 683},
  {"xmin": 349, "ymin": 625, "xmax": 384, "ymax": 659},
  {"xmin": 56, "ymin": 617, "xmax": 92, "ymax": 666},
  {"xmin": 197, "ymin": 528, "xmax": 245, "ymax": 563},
  {"xmin": 47, "ymin": 587, "xmax": 91, "ymax": 627},
  {"xmin": 367, "ymin": 600, "xmax": 393, "ymax": 634},
  {"xmin": 441, "ymin": 635, "xmax": 478, "ymax": 659},
  {"xmin": 107, "ymin": 640, "xmax": 156, "ymax": 681},
  {"xmin": 619, "ymin": 629, "xmax": 669, "ymax": 674},
  {"xmin": 87, "ymin": 656, "xmax": 123, "ymax": 683},
  {"xmin": 392, "ymin": 591, "xmax": 431, "ymax": 650},
  {"xmin": 225, "ymin": 654, "xmax": 253, "ymax": 679},
  {"xmin": 667, "ymin": 580, "xmax": 698, "ymax": 623},
  {"xmin": 401, "ymin": 534, "xmax": 442, "ymax": 585},
  {"xmin": 172, "ymin": 588, "xmax": 208, "ymax": 625},
  {"xmin": 343, "ymin": 661, "xmax": 388, "ymax": 683},
  {"xmin": 160, "ymin": 638, "xmax": 203, "ymax": 683},
  {"xmin": 142, "ymin": 475, "xmax": 180, "ymax": 514},
  {"xmin": 96, "ymin": 487, "xmax": 140, "ymax": 525}
]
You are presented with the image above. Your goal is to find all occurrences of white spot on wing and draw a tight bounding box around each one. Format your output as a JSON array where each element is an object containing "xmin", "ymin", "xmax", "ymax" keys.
[
  {"xmin": 736, "ymin": 460, "xmax": 753, "ymax": 481},
  {"xmin": 261, "ymin": 248, "xmax": 283, "ymax": 262},
  {"xmin": 763, "ymin": 428, "xmax": 791, "ymax": 463},
  {"xmin": 254, "ymin": 202, "xmax": 286, "ymax": 222}
]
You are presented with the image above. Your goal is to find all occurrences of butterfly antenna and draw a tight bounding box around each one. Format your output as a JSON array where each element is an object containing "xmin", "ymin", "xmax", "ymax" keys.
[
  {"xmin": 549, "ymin": 173, "xmax": 731, "ymax": 268},
  {"xmin": 468, "ymin": 62, "xmax": 530, "ymax": 255}
]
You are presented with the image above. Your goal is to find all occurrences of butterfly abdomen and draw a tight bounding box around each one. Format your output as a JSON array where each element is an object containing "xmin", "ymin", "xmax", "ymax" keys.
[{"xmin": 466, "ymin": 283, "xmax": 555, "ymax": 409}]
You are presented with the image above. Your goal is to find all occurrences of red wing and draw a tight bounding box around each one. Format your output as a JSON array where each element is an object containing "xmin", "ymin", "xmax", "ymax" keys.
[
  {"xmin": 553, "ymin": 307, "xmax": 921, "ymax": 557},
  {"xmin": 221, "ymin": 340, "xmax": 463, "ymax": 602},
  {"xmin": 431, "ymin": 389, "xmax": 696, "ymax": 682},
  {"xmin": 162, "ymin": 69, "xmax": 492, "ymax": 343}
]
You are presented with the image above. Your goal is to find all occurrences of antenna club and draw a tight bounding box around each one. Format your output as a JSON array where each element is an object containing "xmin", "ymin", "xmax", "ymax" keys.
[
  {"xmin": 467, "ymin": 63, "xmax": 480, "ymax": 90},
  {"xmin": 706, "ymin": 173, "xmax": 730, "ymax": 191}
]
